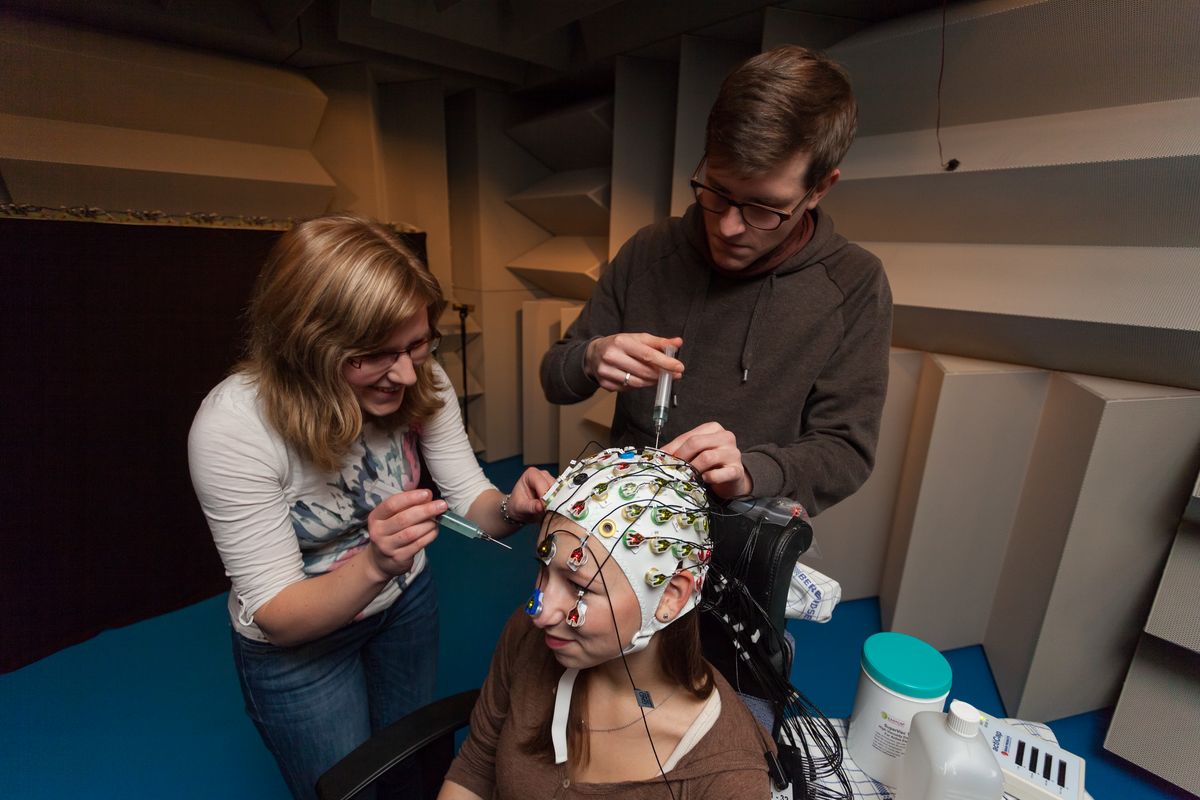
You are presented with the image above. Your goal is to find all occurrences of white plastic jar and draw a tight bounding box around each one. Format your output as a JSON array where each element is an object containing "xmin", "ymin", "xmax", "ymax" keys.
[{"xmin": 846, "ymin": 632, "xmax": 952, "ymax": 790}]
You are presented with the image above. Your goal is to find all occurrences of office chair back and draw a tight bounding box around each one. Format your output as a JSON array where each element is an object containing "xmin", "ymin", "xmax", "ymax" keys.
[{"xmin": 700, "ymin": 495, "xmax": 813, "ymax": 736}]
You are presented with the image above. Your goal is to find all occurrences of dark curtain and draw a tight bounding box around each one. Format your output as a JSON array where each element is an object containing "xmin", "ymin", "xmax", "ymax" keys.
[{"xmin": 0, "ymin": 217, "xmax": 426, "ymax": 672}]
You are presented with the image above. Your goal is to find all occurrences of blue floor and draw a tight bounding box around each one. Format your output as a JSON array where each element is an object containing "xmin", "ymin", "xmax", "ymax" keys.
[
  {"xmin": 1, "ymin": 457, "xmax": 1189, "ymax": 799},
  {"xmin": 785, "ymin": 599, "xmax": 1191, "ymax": 800}
]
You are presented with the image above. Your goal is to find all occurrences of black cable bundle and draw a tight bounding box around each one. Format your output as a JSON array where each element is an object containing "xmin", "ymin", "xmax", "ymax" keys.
[
  {"xmin": 558, "ymin": 443, "xmax": 852, "ymax": 797},
  {"xmin": 699, "ymin": 525, "xmax": 852, "ymax": 800}
]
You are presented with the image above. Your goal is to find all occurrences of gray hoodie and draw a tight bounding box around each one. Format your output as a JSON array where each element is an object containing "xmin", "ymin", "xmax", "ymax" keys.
[{"xmin": 540, "ymin": 203, "xmax": 892, "ymax": 515}]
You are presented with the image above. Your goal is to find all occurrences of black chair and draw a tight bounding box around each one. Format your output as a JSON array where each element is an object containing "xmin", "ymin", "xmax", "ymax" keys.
[
  {"xmin": 699, "ymin": 496, "xmax": 813, "ymax": 737},
  {"xmin": 316, "ymin": 495, "xmax": 813, "ymax": 800}
]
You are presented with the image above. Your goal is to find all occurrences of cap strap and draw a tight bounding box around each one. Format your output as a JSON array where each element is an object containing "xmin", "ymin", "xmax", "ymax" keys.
[{"xmin": 551, "ymin": 667, "xmax": 580, "ymax": 764}]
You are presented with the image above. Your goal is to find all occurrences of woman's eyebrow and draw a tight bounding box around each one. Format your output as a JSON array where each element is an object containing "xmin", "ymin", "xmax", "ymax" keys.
[
  {"xmin": 553, "ymin": 559, "xmax": 600, "ymax": 583},
  {"xmin": 538, "ymin": 527, "xmax": 611, "ymax": 582},
  {"xmin": 368, "ymin": 330, "xmax": 433, "ymax": 354},
  {"xmin": 398, "ymin": 330, "xmax": 432, "ymax": 349}
]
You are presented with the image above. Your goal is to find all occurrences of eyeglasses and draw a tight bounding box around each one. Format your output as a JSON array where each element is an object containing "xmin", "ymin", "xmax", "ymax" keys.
[
  {"xmin": 689, "ymin": 158, "xmax": 815, "ymax": 231},
  {"xmin": 346, "ymin": 335, "xmax": 440, "ymax": 372}
]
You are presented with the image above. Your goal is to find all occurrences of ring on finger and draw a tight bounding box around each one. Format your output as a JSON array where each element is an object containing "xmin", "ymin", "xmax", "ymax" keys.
[{"xmin": 622, "ymin": 371, "xmax": 631, "ymax": 387}]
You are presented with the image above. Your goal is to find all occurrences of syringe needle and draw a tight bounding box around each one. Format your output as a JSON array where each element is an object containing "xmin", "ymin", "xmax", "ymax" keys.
[{"xmin": 480, "ymin": 532, "xmax": 513, "ymax": 550}]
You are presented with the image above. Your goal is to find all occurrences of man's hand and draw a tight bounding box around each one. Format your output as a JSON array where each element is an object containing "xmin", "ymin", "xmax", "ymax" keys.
[
  {"xmin": 585, "ymin": 333, "xmax": 683, "ymax": 392},
  {"xmin": 366, "ymin": 489, "xmax": 446, "ymax": 580},
  {"xmin": 663, "ymin": 422, "xmax": 753, "ymax": 499},
  {"xmin": 506, "ymin": 467, "xmax": 555, "ymax": 523}
]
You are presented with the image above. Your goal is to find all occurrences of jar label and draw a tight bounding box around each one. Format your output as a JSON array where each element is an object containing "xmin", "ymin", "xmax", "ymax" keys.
[
  {"xmin": 870, "ymin": 712, "xmax": 909, "ymax": 758},
  {"xmin": 847, "ymin": 671, "xmax": 947, "ymax": 789}
]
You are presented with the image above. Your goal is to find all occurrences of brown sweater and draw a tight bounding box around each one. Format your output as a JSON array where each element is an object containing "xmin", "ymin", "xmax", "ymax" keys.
[
  {"xmin": 446, "ymin": 611, "xmax": 775, "ymax": 799},
  {"xmin": 540, "ymin": 203, "xmax": 892, "ymax": 515}
]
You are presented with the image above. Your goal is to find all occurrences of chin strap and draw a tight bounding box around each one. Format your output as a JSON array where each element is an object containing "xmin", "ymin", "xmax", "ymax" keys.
[{"xmin": 551, "ymin": 667, "xmax": 580, "ymax": 764}]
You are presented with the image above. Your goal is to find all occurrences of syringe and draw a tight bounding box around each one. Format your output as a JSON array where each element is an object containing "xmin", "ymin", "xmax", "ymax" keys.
[
  {"xmin": 652, "ymin": 345, "xmax": 678, "ymax": 448},
  {"xmin": 439, "ymin": 510, "xmax": 512, "ymax": 550}
]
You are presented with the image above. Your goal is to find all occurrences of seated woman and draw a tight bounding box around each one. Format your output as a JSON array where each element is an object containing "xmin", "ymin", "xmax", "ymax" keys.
[{"xmin": 440, "ymin": 447, "xmax": 777, "ymax": 799}]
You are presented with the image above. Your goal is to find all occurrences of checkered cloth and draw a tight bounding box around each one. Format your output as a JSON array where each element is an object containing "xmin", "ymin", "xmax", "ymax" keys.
[
  {"xmin": 800, "ymin": 718, "xmax": 1093, "ymax": 799},
  {"xmin": 785, "ymin": 562, "xmax": 843, "ymax": 623}
]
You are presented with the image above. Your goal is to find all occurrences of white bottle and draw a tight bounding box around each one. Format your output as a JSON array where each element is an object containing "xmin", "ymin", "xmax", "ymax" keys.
[{"xmin": 897, "ymin": 700, "xmax": 1005, "ymax": 800}]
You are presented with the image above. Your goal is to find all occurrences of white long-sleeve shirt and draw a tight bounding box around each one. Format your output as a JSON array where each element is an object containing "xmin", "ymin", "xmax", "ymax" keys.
[{"xmin": 188, "ymin": 362, "xmax": 494, "ymax": 641}]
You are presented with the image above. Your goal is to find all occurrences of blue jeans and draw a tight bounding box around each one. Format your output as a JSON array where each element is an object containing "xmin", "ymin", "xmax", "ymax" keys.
[{"xmin": 232, "ymin": 569, "xmax": 438, "ymax": 799}]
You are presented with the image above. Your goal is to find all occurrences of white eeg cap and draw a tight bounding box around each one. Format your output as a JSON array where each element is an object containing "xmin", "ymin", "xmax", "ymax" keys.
[{"xmin": 541, "ymin": 446, "xmax": 713, "ymax": 655}]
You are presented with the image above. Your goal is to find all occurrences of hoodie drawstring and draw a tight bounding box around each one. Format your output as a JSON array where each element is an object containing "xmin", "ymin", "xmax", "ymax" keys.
[{"xmin": 740, "ymin": 273, "xmax": 776, "ymax": 383}]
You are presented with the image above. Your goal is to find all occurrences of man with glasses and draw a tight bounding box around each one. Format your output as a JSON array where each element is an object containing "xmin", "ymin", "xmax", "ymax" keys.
[{"xmin": 541, "ymin": 45, "xmax": 891, "ymax": 516}]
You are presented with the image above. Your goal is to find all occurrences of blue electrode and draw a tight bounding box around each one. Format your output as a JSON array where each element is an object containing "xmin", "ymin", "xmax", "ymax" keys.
[
  {"xmin": 652, "ymin": 345, "xmax": 678, "ymax": 448},
  {"xmin": 439, "ymin": 510, "xmax": 512, "ymax": 550}
]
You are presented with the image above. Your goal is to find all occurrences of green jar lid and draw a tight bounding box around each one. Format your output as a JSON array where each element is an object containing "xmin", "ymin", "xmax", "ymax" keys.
[{"xmin": 861, "ymin": 632, "xmax": 952, "ymax": 699}]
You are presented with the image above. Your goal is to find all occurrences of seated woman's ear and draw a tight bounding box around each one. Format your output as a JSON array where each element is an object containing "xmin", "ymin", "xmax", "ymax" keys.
[{"xmin": 655, "ymin": 571, "xmax": 696, "ymax": 621}]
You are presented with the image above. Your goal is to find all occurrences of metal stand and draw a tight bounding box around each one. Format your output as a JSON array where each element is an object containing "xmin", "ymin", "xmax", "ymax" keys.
[{"xmin": 450, "ymin": 302, "xmax": 474, "ymax": 433}]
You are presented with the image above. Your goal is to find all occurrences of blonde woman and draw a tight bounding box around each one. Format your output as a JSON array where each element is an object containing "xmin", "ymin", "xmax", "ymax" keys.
[{"xmin": 188, "ymin": 214, "xmax": 551, "ymax": 799}]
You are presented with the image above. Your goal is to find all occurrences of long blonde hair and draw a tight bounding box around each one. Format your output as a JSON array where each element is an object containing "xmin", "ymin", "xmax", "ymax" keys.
[{"xmin": 241, "ymin": 214, "xmax": 445, "ymax": 471}]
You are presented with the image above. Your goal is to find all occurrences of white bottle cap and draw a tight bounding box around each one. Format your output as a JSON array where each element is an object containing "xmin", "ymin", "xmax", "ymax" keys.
[{"xmin": 947, "ymin": 699, "xmax": 981, "ymax": 737}]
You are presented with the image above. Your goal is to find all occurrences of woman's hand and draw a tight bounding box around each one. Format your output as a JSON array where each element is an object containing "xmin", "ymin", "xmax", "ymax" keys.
[
  {"xmin": 506, "ymin": 467, "xmax": 555, "ymax": 524},
  {"xmin": 365, "ymin": 488, "xmax": 446, "ymax": 580},
  {"xmin": 663, "ymin": 422, "xmax": 754, "ymax": 499},
  {"xmin": 585, "ymin": 333, "xmax": 684, "ymax": 392},
  {"xmin": 256, "ymin": 488, "xmax": 445, "ymax": 645}
]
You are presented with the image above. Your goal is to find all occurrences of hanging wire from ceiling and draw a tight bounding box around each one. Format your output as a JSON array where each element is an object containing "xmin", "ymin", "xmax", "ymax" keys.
[{"xmin": 936, "ymin": 0, "xmax": 960, "ymax": 172}]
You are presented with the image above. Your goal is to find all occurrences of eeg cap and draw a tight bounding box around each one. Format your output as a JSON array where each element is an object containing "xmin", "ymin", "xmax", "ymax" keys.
[{"xmin": 540, "ymin": 446, "xmax": 713, "ymax": 654}]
